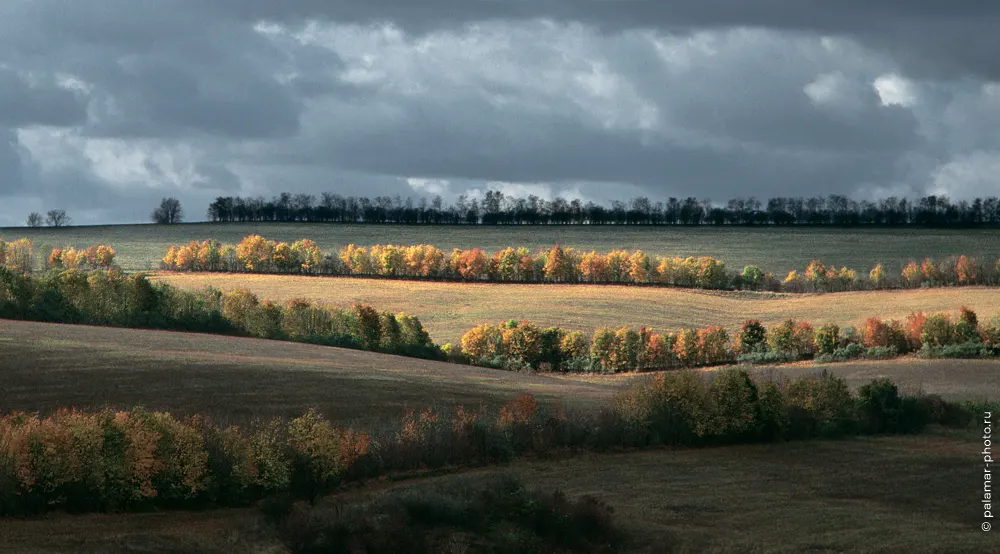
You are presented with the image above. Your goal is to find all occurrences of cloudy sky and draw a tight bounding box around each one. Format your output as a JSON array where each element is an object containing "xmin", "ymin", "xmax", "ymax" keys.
[{"xmin": 2, "ymin": 1, "xmax": 1000, "ymax": 225}]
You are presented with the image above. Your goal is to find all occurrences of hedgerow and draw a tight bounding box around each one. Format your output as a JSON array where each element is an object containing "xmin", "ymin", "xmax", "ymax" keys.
[
  {"xmin": 0, "ymin": 267, "xmax": 440, "ymax": 360},
  {"xmin": 0, "ymin": 375, "xmax": 986, "ymax": 516},
  {"xmin": 458, "ymin": 307, "xmax": 1000, "ymax": 373},
  {"xmin": 160, "ymin": 235, "xmax": 1000, "ymax": 293}
]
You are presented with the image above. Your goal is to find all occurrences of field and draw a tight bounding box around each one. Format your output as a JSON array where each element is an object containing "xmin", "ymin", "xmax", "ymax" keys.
[
  {"xmin": 0, "ymin": 431, "xmax": 988, "ymax": 553},
  {"xmin": 0, "ymin": 320, "xmax": 615, "ymax": 425},
  {"xmin": 154, "ymin": 272, "xmax": 1000, "ymax": 345},
  {"xmin": 4, "ymin": 222, "xmax": 1000, "ymax": 552},
  {"xmin": 6, "ymin": 222, "xmax": 1000, "ymax": 275},
  {"xmin": 3, "ymin": 319, "xmax": 999, "ymax": 429}
]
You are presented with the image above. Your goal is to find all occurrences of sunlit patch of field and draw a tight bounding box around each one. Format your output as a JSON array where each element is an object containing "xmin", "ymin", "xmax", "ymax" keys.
[{"xmin": 154, "ymin": 272, "xmax": 1000, "ymax": 345}]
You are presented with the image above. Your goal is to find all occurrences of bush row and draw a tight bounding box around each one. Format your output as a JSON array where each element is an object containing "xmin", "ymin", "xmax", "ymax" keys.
[
  {"xmin": 455, "ymin": 307, "xmax": 1000, "ymax": 373},
  {"xmin": 273, "ymin": 475, "xmax": 625, "ymax": 554},
  {"xmin": 160, "ymin": 235, "xmax": 1000, "ymax": 293},
  {"xmin": 0, "ymin": 373, "xmax": 984, "ymax": 516},
  {"xmin": 0, "ymin": 238, "xmax": 118, "ymax": 274},
  {"xmin": 0, "ymin": 267, "xmax": 438, "ymax": 359}
]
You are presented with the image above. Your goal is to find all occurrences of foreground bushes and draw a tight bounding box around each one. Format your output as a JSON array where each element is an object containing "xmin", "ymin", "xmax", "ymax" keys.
[
  {"xmin": 458, "ymin": 308, "xmax": 1000, "ymax": 373},
  {"xmin": 274, "ymin": 475, "xmax": 625, "ymax": 554},
  {"xmin": 0, "ymin": 373, "xmax": 984, "ymax": 517},
  {"xmin": 0, "ymin": 267, "xmax": 439, "ymax": 359}
]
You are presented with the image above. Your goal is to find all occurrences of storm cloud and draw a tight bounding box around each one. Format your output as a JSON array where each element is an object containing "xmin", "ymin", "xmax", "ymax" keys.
[{"xmin": 1, "ymin": 0, "xmax": 999, "ymax": 224}]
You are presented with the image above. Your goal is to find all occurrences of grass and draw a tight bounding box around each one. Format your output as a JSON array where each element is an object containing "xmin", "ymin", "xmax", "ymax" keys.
[
  {"xmin": 153, "ymin": 272, "xmax": 1000, "ymax": 345},
  {"xmin": 0, "ymin": 430, "xmax": 987, "ymax": 553},
  {"xmin": 6, "ymin": 221, "xmax": 1000, "ymax": 275}
]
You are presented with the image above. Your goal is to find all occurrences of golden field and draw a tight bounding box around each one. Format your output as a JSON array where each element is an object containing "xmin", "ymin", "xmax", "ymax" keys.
[{"xmin": 154, "ymin": 272, "xmax": 1000, "ymax": 345}]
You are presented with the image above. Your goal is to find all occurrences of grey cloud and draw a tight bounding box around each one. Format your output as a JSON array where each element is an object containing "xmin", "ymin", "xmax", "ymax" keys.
[
  {"xmin": 0, "ymin": 1, "xmax": 998, "ymax": 225},
  {"xmin": 0, "ymin": 69, "xmax": 88, "ymax": 128},
  {"xmin": 205, "ymin": 0, "xmax": 1000, "ymax": 79}
]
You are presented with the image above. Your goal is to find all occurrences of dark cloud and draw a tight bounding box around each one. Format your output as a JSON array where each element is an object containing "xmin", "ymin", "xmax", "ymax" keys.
[{"xmin": 0, "ymin": 1, "xmax": 998, "ymax": 225}]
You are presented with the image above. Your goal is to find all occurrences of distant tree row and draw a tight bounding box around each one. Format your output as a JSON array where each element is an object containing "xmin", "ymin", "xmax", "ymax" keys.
[
  {"xmin": 161, "ymin": 235, "xmax": 1000, "ymax": 293},
  {"xmin": 206, "ymin": 192, "xmax": 1000, "ymax": 227}
]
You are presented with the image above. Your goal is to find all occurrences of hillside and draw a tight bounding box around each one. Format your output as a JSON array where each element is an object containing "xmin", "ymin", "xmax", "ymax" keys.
[
  {"xmin": 154, "ymin": 272, "xmax": 1000, "ymax": 345},
  {"xmin": 0, "ymin": 319, "xmax": 615, "ymax": 424}
]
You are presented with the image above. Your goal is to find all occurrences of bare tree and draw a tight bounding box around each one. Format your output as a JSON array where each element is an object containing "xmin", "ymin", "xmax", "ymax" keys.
[
  {"xmin": 26, "ymin": 212, "xmax": 43, "ymax": 227},
  {"xmin": 151, "ymin": 197, "xmax": 183, "ymax": 224},
  {"xmin": 45, "ymin": 209, "xmax": 70, "ymax": 227}
]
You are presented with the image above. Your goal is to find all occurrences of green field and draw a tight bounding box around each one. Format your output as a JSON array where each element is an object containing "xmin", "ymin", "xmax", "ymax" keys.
[{"xmin": 6, "ymin": 222, "xmax": 1000, "ymax": 275}]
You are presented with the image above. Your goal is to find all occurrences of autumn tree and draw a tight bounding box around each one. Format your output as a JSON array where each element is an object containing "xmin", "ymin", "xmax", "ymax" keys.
[
  {"xmin": 560, "ymin": 330, "xmax": 590, "ymax": 361},
  {"xmin": 461, "ymin": 323, "xmax": 502, "ymax": 361},
  {"xmin": 236, "ymin": 235, "xmax": 275, "ymax": 272},
  {"xmin": 869, "ymin": 264, "xmax": 886, "ymax": 288}
]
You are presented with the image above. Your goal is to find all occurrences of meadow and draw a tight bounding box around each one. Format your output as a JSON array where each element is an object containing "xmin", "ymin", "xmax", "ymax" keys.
[
  {"xmin": 154, "ymin": 272, "xmax": 1000, "ymax": 345},
  {"xmin": 0, "ymin": 431, "xmax": 987, "ymax": 553},
  {"xmin": 7, "ymin": 222, "xmax": 1000, "ymax": 275}
]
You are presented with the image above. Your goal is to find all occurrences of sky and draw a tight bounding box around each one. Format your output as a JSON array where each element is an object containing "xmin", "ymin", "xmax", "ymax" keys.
[{"xmin": 2, "ymin": 1, "xmax": 1000, "ymax": 225}]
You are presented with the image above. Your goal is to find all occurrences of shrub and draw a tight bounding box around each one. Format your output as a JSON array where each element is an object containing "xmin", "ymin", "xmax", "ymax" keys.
[
  {"xmin": 767, "ymin": 319, "xmax": 813, "ymax": 357},
  {"xmin": 460, "ymin": 323, "xmax": 501, "ymax": 361},
  {"xmin": 857, "ymin": 378, "xmax": 901, "ymax": 433},
  {"xmin": 560, "ymin": 330, "xmax": 590, "ymax": 361},
  {"xmin": 813, "ymin": 323, "xmax": 840, "ymax": 355},
  {"xmin": 710, "ymin": 369, "xmax": 760, "ymax": 441},
  {"xmin": 921, "ymin": 313, "xmax": 957, "ymax": 347},
  {"xmin": 815, "ymin": 342, "xmax": 866, "ymax": 363},
  {"xmin": 861, "ymin": 317, "xmax": 907, "ymax": 352},
  {"xmin": 785, "ymin": 373, "xmax": 855, "ymax": 438},
  {"xmin": 869, "ymin": 264, "xmax": 886, "ymax": 288},
  {"xmin": 741, "ymin": 265, "xmax": 765, "ymax": 289},
  {"xmin": 287, "ymin": 409, "xmax": 368, "ymax": 504},
  {"xmin": 736, "ymin": 319, "xmax": 768, "ymax": 354},
  {"xmin": 607, "ymin": 327, "xmax": 642, "ymax": 372},
  {"xmin": 737, "ymin": 350, "xmax": 801, "ymax": 365},
  {"xmin": 864, "ymin": 345, "xmax": 898, "ymax": 360},
  {"xmin": 697, "ymin": 326, "xmax": 731, "ymax": 365},
  {"xmin": 673, "ymin": 328, "xmax": 701, "ymax": 367},
  {"xmin": 590, "ymin": 327, "xmax": 616, "ymax": 369}
]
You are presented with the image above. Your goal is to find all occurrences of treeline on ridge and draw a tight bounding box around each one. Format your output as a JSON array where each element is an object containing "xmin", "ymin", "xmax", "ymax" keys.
[
  {"xmin": 162, "ymin": 235, "xmax": 1000, "ymax": 292},
  {"xmin": 452, "ymin": 306, "xmax": 1000, "ymax": 373},
  {"xmin": 0, "ymin": 267, "xmax": 438, "ymax": 360},
  {"xmin": 0, "ymin": 373, "xmax": 986, "ymax": 517},
  {"xmin": 207, "ymin": 192, "xmax": 1000, "ymax": 227}
]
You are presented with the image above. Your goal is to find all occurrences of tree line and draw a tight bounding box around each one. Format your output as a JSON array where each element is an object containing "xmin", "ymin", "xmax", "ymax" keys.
[
  {"xmin": 0, "ymin": 371, "xmax": 983, "ymax": 517},
  {"xmin": 206, "ymin": 192, "xmax": 1000, "ymax": 227},
  {"xmin": 161, "ymin": 235, "xmax": 1000, "ymax": 293},
  {"xmin": 0, "ymin": 267, "xmax": 438, "ymax": 360},
  {"xmin": 453, "ymin": 306, "xmax": 1000, "ymax": 373}
]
